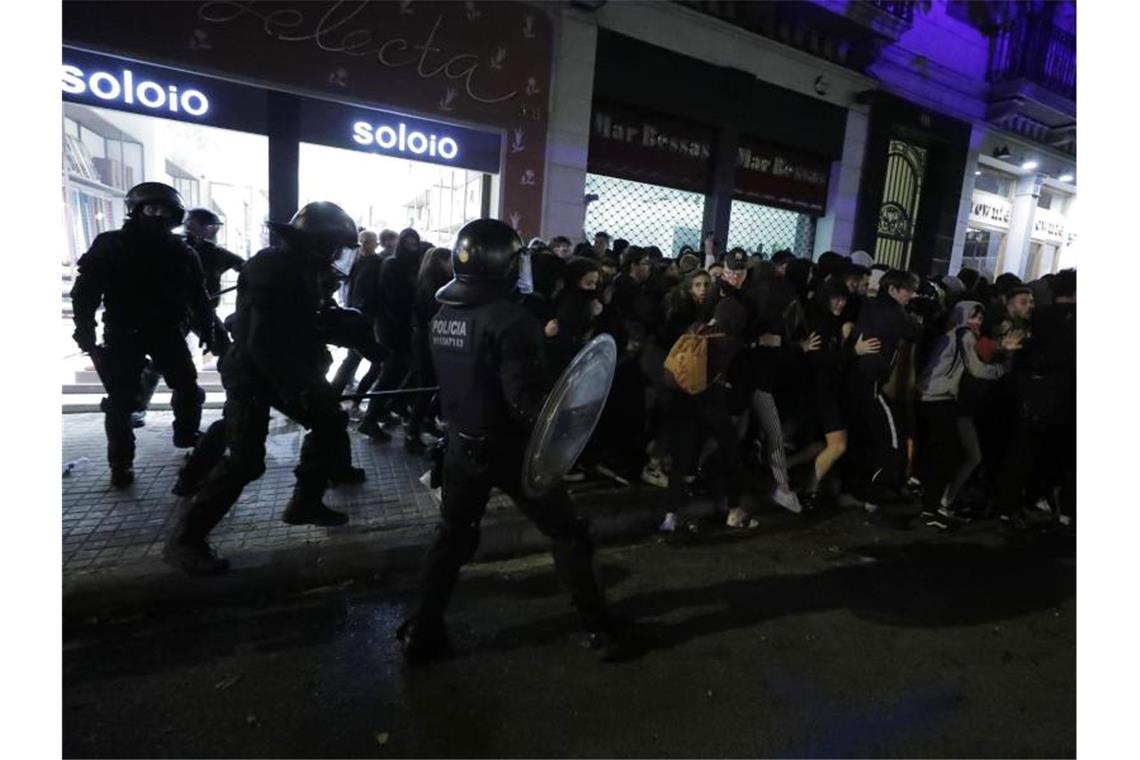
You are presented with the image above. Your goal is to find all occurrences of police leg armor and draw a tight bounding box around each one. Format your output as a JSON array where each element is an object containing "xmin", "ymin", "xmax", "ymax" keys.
[
  {"xmin": 172, "ymin": 418, "xmax": 227, "ymax": 497},
  {"xmin": 149, "ymin": 331, "xmax": 204, "ymax": 448},
  {"xmin": 102, "ymin": 336, "xmax": 147, "ymax": 486},
  {"xmin": 165, "ymin": 394, "xmax": 269, "ymax": 575},
  {"xmin": 282, "ymin": 392, "xmax": 350, "ymax": 526},
  {"xmin": 505, "ymin": 480, "xmax": 611, "ymax": 634},
  {"xmin": 413, "ymin": 436, "xmax": 493, "ymax": 628}
]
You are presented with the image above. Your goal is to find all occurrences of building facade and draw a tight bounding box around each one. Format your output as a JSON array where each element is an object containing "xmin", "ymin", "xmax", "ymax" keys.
[{"xmin": 62, "ymin": 0, "xmax": 1076, "ymax": 280}]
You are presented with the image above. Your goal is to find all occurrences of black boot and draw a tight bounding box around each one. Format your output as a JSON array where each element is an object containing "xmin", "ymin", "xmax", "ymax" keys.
[
  {"xmin": 163, "ymin": 536, "xmax": 230, "ymax": 576},
  {"xmin": 357, "ymin": 420, "xmax": 392, "ymax": 442},
  {"xmin": 396, "ymin": 617, "xmax": 452, "ymax": 665},
  {"xmin": 173, "ymin": 429, "xmax": 201, "ymax": 449},
  {"xmin": 281, "ymin": 488, "xmax": 349, "ymax": 527},
  {"xmin": 111, "ymin": 467, "xmax": 135, "ymax": 489}
]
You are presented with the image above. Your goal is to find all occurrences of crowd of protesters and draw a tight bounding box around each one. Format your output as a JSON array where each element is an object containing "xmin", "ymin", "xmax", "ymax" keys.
[{"xmin": 332, "ymin": 224, "xmax": 1075, "ymax": 535}]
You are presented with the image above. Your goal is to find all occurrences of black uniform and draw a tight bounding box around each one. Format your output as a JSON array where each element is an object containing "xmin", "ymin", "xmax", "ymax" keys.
[
  {"xmin": 188, "ymin": 237, "xmax": 244, "ymax": 308},
  {"xmin": 70, "ymin": 220, "xmax": 213, "ymax": 473},
  {"xmin": 174, "ymin": 245, "xmax": 354, "ymax": 558},
  {"xmin": 413, "ymin": 298, "xmax": 609, "ymax": 632}
]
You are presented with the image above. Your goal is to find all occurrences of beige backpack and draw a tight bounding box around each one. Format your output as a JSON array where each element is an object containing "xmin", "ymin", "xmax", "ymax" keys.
[{"xmin": 664, "ymin": 325, "xmax": 724, "ymax": 395}]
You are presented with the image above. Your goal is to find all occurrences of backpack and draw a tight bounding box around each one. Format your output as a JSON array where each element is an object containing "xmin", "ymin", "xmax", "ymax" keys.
[{"xmin": 663, "ymin": 324, "xmax": 724, "ymax": 395}]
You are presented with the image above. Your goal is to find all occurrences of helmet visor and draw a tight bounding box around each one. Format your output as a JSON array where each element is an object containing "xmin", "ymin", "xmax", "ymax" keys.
[
  {"xmin": 330, "ymin": 246, "xmax": 358, "ymax": 278},
  {"xmin": 516, "ymin": 251, "xmax": 534, "ymax": 295}
]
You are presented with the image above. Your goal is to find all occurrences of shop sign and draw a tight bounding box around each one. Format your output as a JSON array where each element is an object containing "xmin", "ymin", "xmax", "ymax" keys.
[
  {"xmin": 968, "ymin": 191, "xmax": 1013, "ymax": 229},
  {"xmin": 587, "ymin": 103, "xmax": 714, "ymax": 194},
  {"xmin": 1032, "ymin": 208, "xmax": 1067, "ymax": 244},
  {"xmin": 302, "ymin": 98, "xmax": 502, "ymax": 174},
  {"xmin": 62, "ymin": 47, "xmax": 267, "ymax": 134},
  {"xmin": 734, "ymin": 137, "xmax": 831, "ymax": 215}
]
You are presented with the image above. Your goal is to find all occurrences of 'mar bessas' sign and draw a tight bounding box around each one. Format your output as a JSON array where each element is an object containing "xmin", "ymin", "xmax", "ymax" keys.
[
  {"xmin": 734, "ymin": 137, "xmax": 831, "ymax": 215},
  {"xmin": 587, "ymin": 103, "xmax": 715, "ymax": 193}
]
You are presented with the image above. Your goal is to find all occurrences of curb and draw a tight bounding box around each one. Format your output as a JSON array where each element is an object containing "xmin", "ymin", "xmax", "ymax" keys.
[{"xmin": 62, "ymin": 484, "xmax": 711, "ymax": 624}]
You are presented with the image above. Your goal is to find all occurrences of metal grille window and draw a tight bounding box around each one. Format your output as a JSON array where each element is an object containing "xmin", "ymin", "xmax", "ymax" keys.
[
  {"xmin": 727, "ymin": 199, "xmax": 816, "ymax": 258},
  {"xmin": 584, "ymin": 173, "xmax": 705, "ymax": 256}
]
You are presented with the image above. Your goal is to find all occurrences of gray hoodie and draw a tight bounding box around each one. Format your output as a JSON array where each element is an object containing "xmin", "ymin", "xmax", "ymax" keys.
[{"xmin": 917, "ymin": 301, "xmax": 1010, "ymax": 402}]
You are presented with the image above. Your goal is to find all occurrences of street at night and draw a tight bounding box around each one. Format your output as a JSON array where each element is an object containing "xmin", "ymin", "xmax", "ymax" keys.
[{"xmin": 63, "ymin": 510, "xmax": 1075, "ymax": 758}]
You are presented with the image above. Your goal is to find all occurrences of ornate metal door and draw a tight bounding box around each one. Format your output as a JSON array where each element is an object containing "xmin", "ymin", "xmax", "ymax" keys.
[{"xmin": 873, "ymin": 139, "xmax": 927, "ymax": 270}]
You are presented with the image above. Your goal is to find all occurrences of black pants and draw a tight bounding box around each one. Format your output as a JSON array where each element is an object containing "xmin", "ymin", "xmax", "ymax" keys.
[
  {"xmin": 1001, "ymin": 417, "xmax": 1076, "ymax": 517},
  {"xmin": 663, "ymin": 386, "xmax": 741, "ymax": 514},
  {"xmin": 180, "ymin": 378, "xmax": 350, "ymax": 543},
  {"xmin": 361, "ymin": 350, "xmax": 412, "ymax": 424},
  {"xmin": 918, "ymin": 400, "xmax": 959, "ymax": 511},
  {"xmin": 847, "ymin": 374, "xmax": 906, "ymax": 494},
  {"xmin": 407, "ymin": 330, "xmax": 438, "ymax": 437},
  {"xmin": 414, "ymin": 433, "xmax": 610, "ymax": 633},
  {"xmin": 101, "ymin": 328, "xmax": 202, "ymax": 470}
]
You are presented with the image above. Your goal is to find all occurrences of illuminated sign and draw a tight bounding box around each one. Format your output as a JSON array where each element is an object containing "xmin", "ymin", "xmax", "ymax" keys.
[
  {"xmin": 969, "ymin": 191, "xmax": 1013, "ymax": 229},
  {"xmin": 62, "ymin": 64, "xmax": 209, "ymax": 117},
  {"xmin": 301, "ymin": 99, "xmax": 501, "ymax": 173},
  {"xmin": 352, "ymin": 121, "xmax": 459, "ymax": 160},
  {"xmin": 62, "ymin": 48, "xmax": 269, "ymax": 134}
]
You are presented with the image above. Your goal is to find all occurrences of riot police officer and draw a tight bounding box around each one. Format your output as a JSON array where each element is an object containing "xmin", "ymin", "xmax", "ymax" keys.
[
  {"xmin": 183, "ymin": 207, "xmax": 245, "ymax": 309},
  {"xmin": 163, "ymin": 201, "xmax": 362, "ymax": 575},
  {"xmin": 135, "ymin": 207, "xmax": 243, "ymax": 427},
  {"xmin": 397, "ymin": 219, "xmax": 620, "ymax": 664},
  {"xmin": 70, "ymin": 182, "xmax": 217, "ymax": 488}
]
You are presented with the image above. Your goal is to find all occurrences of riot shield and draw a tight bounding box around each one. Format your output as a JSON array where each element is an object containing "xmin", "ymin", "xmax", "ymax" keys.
[{"xmin": 521, "ymin": 333, "xmax": 617, "ymax": 498}]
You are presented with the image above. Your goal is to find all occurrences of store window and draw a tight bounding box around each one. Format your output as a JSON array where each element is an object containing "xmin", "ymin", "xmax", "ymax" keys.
[
  {"xmin": 63, "ymin": 103, "xmax": 269, "ymax": 270},
  {"xmin": 726, "ymin": 199, "xmax": 816, "ymax": 258},
  {"xmin": 62, "ymin": 103, "xmax": 269, "ymax": 380},
  {"xmin": 299, "ymin": 142, "xmax": 490, "ymax": 246},
  {"xmin": 583, "ymin": 173, "xmax": 705, "ymax": 255},
  {"xmin": 960, "ymin": 227, "xmax": 1008, "ymax": 275},
  {"xmin": 974, "ymin": 167, "xmax": 1013, "ymax": 197}
]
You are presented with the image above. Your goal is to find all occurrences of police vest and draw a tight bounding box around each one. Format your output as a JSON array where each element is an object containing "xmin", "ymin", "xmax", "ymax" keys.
[{"xmin": 430, "ymin": 301, "xmax": 531, "ymax": 434}]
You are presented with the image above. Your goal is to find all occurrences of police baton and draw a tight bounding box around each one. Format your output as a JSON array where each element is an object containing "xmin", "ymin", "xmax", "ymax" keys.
[
  {"xmin": 339, "ymin": 386, "xmax": 440, "ymax": 403},
  {"xmin": 209, "ymin": 284, "xmax": 238, "ymax": 300}
]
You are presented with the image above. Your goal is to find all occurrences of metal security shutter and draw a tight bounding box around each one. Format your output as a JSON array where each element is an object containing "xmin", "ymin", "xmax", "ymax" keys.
[
  {"xmin": 726, "ymin": 199, "xmax": 816, "ymax": 258},
  {"xmin": 584, "ymin": 173, "xmax": 706, "ymax": 256}
]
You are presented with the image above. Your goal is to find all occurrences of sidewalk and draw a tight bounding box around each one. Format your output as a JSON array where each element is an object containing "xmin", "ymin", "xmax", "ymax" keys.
[{"xmin": 61, "ymin": 410, "xmax": 688, "ymax": 619}]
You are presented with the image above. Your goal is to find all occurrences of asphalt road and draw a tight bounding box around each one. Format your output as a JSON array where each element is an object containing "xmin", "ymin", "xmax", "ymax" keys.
[{"xmin": 63, "ymin": 509, "xmax": 1076, "ymax": 758}]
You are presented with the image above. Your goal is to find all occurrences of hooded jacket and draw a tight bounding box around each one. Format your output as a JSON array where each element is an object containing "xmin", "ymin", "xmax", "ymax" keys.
[
  {"xmin": 376, "ymin": 229, "xmax": 422, "ymax": 353},
  {"xmin": 852, "ymin": 290, "xmax": 923, "ymax": 384},
  {"xmin": 917, "ymin": 300, "xmax": 1009, "ymax": 402}
]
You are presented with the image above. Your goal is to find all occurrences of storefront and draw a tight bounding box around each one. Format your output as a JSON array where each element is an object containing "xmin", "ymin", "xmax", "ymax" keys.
[
  {"xmin": 961, "ymin": 167, "xmax": 1016, "ymax": 276},
  {"xmin": 585, "ymin": 29, "xmax": 845, "ymax": 258},
  {"xmin": 62, "ymin": 0, "xmax": 555, "ymax": 247}
]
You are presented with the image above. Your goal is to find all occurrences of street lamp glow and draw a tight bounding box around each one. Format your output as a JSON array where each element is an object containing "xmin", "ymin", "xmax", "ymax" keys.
[{"xmin": 1021, "ymin": 160, "xmax": 1038, "ymax": 170}]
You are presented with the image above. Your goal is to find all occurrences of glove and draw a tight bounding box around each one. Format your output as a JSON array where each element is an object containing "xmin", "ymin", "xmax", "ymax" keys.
[{"xmin": 73, "ymin": 326, "xmax": 97, "ymax": 354}]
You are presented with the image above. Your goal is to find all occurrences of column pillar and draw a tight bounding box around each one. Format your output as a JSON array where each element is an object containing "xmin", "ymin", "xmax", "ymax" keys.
[
  {"xmin": 539, "ymin": 10, "xmax": 599, "ymax": 241},
  {"xmin": 1001, "ymin": 172, "xmax": 1042, "ymax": 277},
  {"xmin": 814, "ymin": 107, "xmax": 868, "ymax": 258}
]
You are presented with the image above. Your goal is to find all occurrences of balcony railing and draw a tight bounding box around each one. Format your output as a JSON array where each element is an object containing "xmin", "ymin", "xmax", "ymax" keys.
[
  {"xmin": 988, "ymin": 16, "xmax": 1075, "ymax": 100},
  {"xmin": 863, "ymin": 0, "xmax": 915, "ymax": 24}
]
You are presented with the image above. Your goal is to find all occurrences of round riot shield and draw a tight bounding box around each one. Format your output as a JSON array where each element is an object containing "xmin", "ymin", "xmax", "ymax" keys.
[{"xmin": 521, "ymin": 333, "xmax": 617, "ymax": 498}]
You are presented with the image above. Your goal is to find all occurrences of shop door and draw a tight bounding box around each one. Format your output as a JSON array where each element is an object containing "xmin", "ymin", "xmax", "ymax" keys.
[
  {"xmin": 873, "ymin": 140, "xmax": 927, "ymax": 270},
  {"xmin": 299, "ymin": 142, "xmax": 489, "ymax": 252}
]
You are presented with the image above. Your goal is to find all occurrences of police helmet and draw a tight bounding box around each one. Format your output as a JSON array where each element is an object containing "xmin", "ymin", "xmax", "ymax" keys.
[
  {"xmin": 436, "ymin": 218, "xmax": 524, "ymax": 306},
  {"xmin": 125, "ymin": 182, "xmax": 185, "ymax": 224},
  {"xmin": 267, "ymin": 201, "xmax": 360, "ymax": 274},
  {"xmin": 185, "ymin": 208, "xmax": 223, "ymax": 227}
]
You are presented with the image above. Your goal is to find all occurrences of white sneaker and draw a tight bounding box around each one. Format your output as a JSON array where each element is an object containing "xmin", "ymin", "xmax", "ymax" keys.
[
  {"xmin": 771, "ymin": 486, "xmax": 803, "ymax": 514},
  {"xmin": 658, "ymin": 513, "xmax": 677, "ymax": 532},
  {"xmin": 640, "ymin": 465, "xmax": 669, "ymax": 489},
  {"xmin": 1034, "ymin": 498, "xmax": 1053, "ymax": 513}
]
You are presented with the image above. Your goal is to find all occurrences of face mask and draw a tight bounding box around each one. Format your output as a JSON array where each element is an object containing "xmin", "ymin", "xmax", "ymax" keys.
[{"xmin": 516, "ymin": 251, "xmax": 534, "ymax": 295}]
